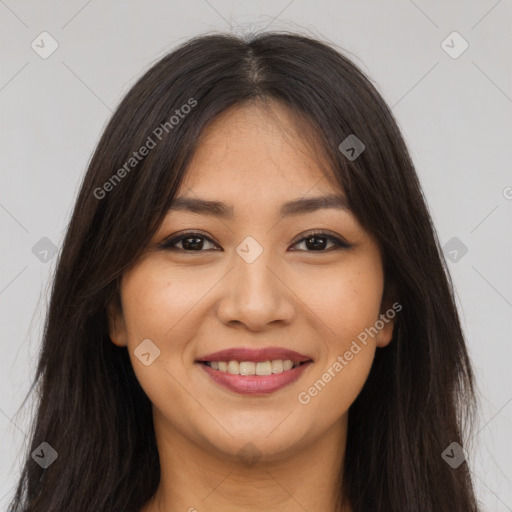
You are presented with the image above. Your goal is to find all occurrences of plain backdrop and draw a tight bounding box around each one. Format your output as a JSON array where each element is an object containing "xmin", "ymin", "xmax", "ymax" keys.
[{"xmin": 1, "ymin": 0, "xmax": 511, "ymax": 509}]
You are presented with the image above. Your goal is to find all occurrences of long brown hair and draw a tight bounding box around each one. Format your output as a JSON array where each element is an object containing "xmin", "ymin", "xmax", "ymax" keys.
[{"xmin": 8, "ymin": 31, "xmax": 480, "ymax": 511}]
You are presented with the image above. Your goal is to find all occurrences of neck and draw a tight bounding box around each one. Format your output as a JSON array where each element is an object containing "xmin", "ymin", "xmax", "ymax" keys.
[{"xmin": 141, "ymin": 410, "xmax": 351, "ymax": 512}]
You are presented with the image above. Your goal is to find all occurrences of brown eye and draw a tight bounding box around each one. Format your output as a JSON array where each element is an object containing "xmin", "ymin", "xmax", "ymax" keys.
[
  {"xmin": 159, "ymin": 230, "xmax": 352, "ymax": 253},
  {"xmin": 290, "ymin": 231, "xmax": 352, "ymax": 252},
  {"xmin": 160, "ymin": 232, "xmax": 219, "ymax": 252}
]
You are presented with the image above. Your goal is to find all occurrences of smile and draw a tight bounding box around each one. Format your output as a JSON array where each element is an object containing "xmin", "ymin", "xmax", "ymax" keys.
[
  {"xmin": 201, "ymin": 359, "xmax": 303, "ymax": 375},
  {"xmin": 196, "ymin": 346, "xmax": 313, "ymax": 395}
]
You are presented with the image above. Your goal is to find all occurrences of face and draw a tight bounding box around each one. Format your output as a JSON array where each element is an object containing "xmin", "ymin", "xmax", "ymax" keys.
[{"xmin": 108, "ymin": 100, "xmax": 395, "ymax": 463}]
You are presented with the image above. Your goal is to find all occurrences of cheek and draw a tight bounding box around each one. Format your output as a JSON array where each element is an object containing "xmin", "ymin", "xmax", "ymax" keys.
[
  {"xmin": 120, "ymin": 262, "xmax": 215, "ymax": 341},
  {"xmin": 117, "ymin": 266, "xmax": 185, "ymax": 386},
  {"xmin": 298, "ymin": 343, "xmax": 375, "ymax": 429},
  {"xmin": 118, "ymin": 266, "xmax": 196, "ymax": 412},
  {"xmin": 296, "ymin": 257, "xmax": 384, "ymax": 346},
  {"xmin": 296, "ymin": 289, "xmax": 380, "ymax": 419},
  {"xmin": 119, "ymin": 262, "xmax": 223, "ymax": 394},
  {"xmin": 293, "ymin": 257, "xmax": 383, "ymax": 414}
]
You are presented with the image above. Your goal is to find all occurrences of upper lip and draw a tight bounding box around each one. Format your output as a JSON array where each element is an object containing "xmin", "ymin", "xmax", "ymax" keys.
[{"xmin": 196, "ymin": 347, "xmax": 313, "ymax": 363}]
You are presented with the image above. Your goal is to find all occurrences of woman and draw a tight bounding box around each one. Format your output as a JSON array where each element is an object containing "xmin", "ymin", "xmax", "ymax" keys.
[{"xmin": 8, "ymin": 31, "xmax": 480, "ymax": 511}]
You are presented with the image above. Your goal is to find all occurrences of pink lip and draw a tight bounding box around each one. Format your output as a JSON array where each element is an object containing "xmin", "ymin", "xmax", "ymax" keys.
[
  {"xmin": 196, "ymin": 347, "xmax": 312, "ymax": 363},
  {"xmin": 199, "ymin": 361, "xmax": 313, "ymax": 395}
]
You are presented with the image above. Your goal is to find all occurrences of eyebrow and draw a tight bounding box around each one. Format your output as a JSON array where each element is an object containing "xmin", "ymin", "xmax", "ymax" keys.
[{"xmin": 167, "ymin": 194, "xmax": 350, "ymax": 218}]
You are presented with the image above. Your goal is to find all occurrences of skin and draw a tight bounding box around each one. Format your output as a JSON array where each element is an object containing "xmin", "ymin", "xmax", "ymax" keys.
[{"xmin": 108, "ymin": 100, "xmax": 396, "ymax": 512}]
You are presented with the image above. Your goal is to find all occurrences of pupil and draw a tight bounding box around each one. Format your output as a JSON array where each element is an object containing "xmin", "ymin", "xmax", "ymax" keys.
[
  {"xmin": 183, "ymin": 236, "xmax": 203, "ymax": 250},
  {"xmin": 306, "ymin": 236, "xmax": 326, "ymax": 250},
  {"xmin": 180, "ymin": 235, "xmax": 327, "ymax": 251}
]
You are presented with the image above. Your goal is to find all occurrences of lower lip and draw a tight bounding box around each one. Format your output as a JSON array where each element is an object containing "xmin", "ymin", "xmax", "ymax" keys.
[{"xmin": 198, "ymin": 362, "xmax": 312, "ymax": 395}]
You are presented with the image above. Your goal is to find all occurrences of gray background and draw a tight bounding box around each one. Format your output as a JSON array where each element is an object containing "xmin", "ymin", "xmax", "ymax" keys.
[{"xmin": 1, "ymin": 0, "xmax": 511, "ymax": 509}]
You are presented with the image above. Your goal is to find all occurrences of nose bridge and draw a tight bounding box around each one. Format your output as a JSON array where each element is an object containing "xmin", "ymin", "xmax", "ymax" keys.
[
  {"xmin": 235, "ymin": 238, "xmax": 275, "ymax": 297},
  {"xmin": 217, "ymin": 235, "xmax": 294, "ymax": 328}
]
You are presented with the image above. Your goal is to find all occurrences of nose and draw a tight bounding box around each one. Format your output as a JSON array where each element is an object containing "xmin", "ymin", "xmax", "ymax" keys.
[{"xmin": 216, "ymin": 244, "xmax": 296, "ymax": 331}]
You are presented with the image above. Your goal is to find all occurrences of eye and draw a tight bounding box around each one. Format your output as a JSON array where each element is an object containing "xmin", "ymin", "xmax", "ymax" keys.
[
  {"xmin": 290, "ymin": 230, "xmax": 352, "ymax": 252},
  {"xmin": 159, "ymin": 230, "xmax": 352, "ymax": 253},
  {"xmin": 159, "ymin": 231, "xmax": 219, "ymax": 252}
]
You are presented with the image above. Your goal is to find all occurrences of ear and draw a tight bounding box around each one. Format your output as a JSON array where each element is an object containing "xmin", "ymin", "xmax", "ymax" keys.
[
  {"xmin": 375, "ymin": 280, "xmax": 399, "ymax": 348},
  {"xmin": 107, "ymin": 293, "xmax": 128, "ymax": 347}
]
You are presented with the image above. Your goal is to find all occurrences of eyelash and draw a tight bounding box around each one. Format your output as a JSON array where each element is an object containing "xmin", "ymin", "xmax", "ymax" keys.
[{"xmin": 159, "ymin": 230, "xmax": 352, "ymax": 253}]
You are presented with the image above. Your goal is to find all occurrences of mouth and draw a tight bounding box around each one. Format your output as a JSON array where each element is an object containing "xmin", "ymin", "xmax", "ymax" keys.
[
  {"xmin": 196, "ymin": 347, "xmax": 313, "ymax": 395},
  {"xmin": 198, "ymin": 359, "xmax": 307, "ymax": 375}
]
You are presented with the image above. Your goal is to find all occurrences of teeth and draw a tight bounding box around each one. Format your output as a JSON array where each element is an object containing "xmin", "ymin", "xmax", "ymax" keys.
[
  {"xmin": 256, "ymin": 361, "xmax": 272, "ymax": 376},
  {"xmin": 283, "ymin": 360, "xmax": 294, "ymax": 371},
  {"xmin": 239, "ymin": 361, "xmax": 255, "ymax": 375},
  {"xmin": 227, "ymin": 361, "xmax": 239, "ymax": 374},
  {"xmin": 271, "ymin": 360, "xmax": 283, "ymax": 373},
  {"xmin": 206, "ymin": 359, "xmax": 301, "ymax": 375}
]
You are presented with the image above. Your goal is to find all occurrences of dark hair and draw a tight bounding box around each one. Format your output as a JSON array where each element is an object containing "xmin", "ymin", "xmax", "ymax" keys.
[{"xmin": 9, "ymin": 30, "xmax": 480, "ymax": 511}]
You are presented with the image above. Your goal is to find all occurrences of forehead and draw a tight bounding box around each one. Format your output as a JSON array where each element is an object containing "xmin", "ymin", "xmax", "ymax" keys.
[{"xmin": 177, "ymin": 101, "xmax": 341, "ymax": 202}]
